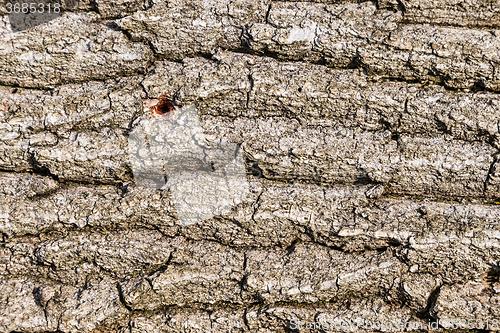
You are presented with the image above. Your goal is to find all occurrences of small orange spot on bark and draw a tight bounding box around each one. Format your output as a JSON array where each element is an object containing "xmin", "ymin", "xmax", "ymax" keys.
[{"xmin": 144, "ymin": 94, "xmax": 178, "ymax": 119}]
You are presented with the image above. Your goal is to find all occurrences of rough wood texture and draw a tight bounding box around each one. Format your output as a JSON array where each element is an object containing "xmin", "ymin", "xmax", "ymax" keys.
[{"xmin": 1, "ymin": 0, "xmax": 500, "ymax": 332}]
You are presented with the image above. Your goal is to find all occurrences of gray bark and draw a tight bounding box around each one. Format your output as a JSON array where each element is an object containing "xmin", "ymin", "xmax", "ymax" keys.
[{"xmin": 1, "ymin": 0, "xmax": 500, "ymax": 332}]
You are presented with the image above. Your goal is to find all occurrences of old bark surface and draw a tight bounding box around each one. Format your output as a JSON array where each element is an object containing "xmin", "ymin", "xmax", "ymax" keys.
[{"xmin": 1, "ymin": 0, "xmax": 500, "ymax": 332}]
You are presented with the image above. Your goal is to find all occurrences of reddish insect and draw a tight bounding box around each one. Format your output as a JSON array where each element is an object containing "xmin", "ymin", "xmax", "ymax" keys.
[{"xmin": 149, "ymin": 94, "xmax": 178, "ymax": 119}]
